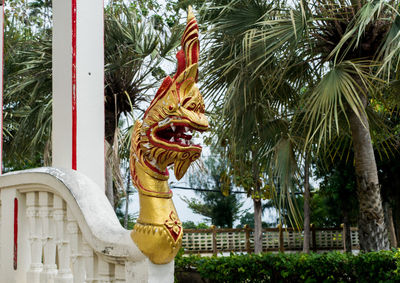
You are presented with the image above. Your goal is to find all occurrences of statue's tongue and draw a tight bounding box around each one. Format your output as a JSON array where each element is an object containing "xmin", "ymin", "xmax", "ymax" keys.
[{"xmin": 174, "ymin": 158, "xmax": 192, "ymax": 180}]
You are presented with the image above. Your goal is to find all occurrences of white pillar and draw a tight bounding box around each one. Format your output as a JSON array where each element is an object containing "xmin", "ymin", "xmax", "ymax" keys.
[{"xmin": 52, "ymin": 0, "xmax": 105, "ymax": 190}]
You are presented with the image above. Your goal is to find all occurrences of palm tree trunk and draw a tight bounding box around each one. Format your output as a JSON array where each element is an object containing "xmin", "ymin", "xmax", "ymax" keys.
[
  {"xmin": 124, "ymin": 171, "xmax": 131, "ymax": 229},
  {"xmin": 105, "ymin": 154, "xmax": 115, "ymax": 208},
  {"xmin": 343, "ymin": 212, "xmax": 352, "ymax": 253},
  {"xmin": 253, "ymin": 198, "xmax": 263, "ymax": 253},
  {"xmin": 303, "ymin": 154, "xmax": 311, "ymax": 253},
  {"xmin": 104, "ymin": 101, "xmax": 119, "ymax": 208},
  {"xmin": 384, "ymin": 202, "xmax": 397, "ymax": 248},
  {"xmin": 394, "ymin": 201, "xmax": 400, "ymax": 247},
  {"xmin": 252, "ymin": 152, "xmax": 263, "ymax": 253},
  {"xmin": 348, "ymin": 95, "xmax": 389, "ymax": 251},
  {"xmin": 124, "ymin": 190, "xmax": 130, "ymax": 229}
]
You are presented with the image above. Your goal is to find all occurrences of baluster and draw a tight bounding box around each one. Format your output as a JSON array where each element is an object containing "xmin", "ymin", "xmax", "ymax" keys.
[
  {"xmin": 82, "ymin": 240, "xmax": 95, "ymax": 283},
  {"xmin": 67, "ymin": 207, "xmax": 85, "ymax": 283},
  {"xmin": 54, "ymin": 196, "xmax": 73, "ymax": 283},
  {"xmin": 98, "ymin": 258, "xmax": 115, "ymax": 283},
  {"xmin": 39, "ymin": 192, "xmax": 57, "ymax": 283},
  {"xmin": 114, "ymin": 264, "xmax": 125, "ymax": 283},
  {"xmin": 26, "ymin": 192, "xmax": 42, "ymax": 283}
]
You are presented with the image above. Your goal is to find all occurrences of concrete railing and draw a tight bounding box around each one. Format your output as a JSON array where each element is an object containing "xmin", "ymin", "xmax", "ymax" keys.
[
  {"xmin": 0, "ymin": 167, "xmax": 174, "ymax": 283},
  {"xmin": 183, "ymin": 225, "xmax": 360, "ymax": 255}
]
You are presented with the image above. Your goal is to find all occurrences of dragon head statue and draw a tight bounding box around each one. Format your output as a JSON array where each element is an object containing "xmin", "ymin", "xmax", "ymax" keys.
[
  {"xmin": 129, "ymin": 7, "xmax": 208, "ymax": 264},
  {"xmin": 131, "ymin": 7, "xmax": 208, "ymax": 181}
]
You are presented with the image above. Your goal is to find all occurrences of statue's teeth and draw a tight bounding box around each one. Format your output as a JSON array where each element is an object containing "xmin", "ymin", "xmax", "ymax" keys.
[
  {"xmin": 170, "ymin": 137, "xmax": 175, "ymax": 142},
  {"xmin": 171, "ymin": 124, "xmax": 176, "ymax": 132},
  {"xmin": 185, "ymin": 127, "xmax": 189, "ymax": 132}
]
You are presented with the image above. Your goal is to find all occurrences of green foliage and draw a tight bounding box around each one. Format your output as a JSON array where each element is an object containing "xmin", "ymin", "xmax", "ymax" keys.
[
  {"xmin": 237, "ymin": 212, "xmax": 275, "ymax": 228},
  {"xmin": 201, "ymin": 0, "xmax": 400, "ymax": 245},
  {"xmin": 3, "ymin": 0, "xmax": 53, "ymax": 171},
  {"xmin": 182, "ymin": 221, "xmax": 209, "ymax": 229},
  {"xmin": 201, "ymin": 0, "xmax": 306, "ymax": 228},
  {"xmin": 183, "ymin": 154, "xmax": 244, "ymax": 228},
  {"xmin": 175, "ymin": 250, "xmax": 400, "ymax": 283},
  {"xmin": 312, "ymin": 156, "xmax": 359, "ymax": 228}
]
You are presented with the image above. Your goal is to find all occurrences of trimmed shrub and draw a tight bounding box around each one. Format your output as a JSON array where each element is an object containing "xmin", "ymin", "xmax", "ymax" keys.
[{"xmin": 175, "ymin": 250, "xmax": 400, "ymax": 282}]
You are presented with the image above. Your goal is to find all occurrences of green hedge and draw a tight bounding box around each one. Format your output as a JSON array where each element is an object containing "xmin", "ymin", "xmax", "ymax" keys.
[{"xmin": 175, "ymin": 250, "xmax": 400, "ymax": 282}]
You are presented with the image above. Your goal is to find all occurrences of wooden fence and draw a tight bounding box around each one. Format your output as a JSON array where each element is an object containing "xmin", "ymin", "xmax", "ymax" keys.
[{"xmin": 182, "ymin": 225, "xmax": 359, "ymax": 255}]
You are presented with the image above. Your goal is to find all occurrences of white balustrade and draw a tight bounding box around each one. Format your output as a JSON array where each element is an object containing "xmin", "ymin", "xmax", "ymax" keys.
[{"xmin": 0, "ymin": 167, "xmax": 174, "ymax": 283}]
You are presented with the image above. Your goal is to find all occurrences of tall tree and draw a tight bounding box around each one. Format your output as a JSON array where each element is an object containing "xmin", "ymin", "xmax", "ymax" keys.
[
  {"xmin": 314, "ymin": 148, "xmax": 359, "ymax": 252},
  {"xmin": 205, "ymin": 0, "xmax": 400, "ymax": 251},
  {"xmin": 303, "ymin": 154, "xmax": 311, "ymax": 253},
  {"xmin": 3, "ymin": 0, "xmax": 52, "ymax": 171},
  {"xmin": 201, "ymin": 0, "xmax": 303, "ymax": 253},
  {"xmin": 182, "ymin": 154, "xmax": 244, "ymax": 228}
]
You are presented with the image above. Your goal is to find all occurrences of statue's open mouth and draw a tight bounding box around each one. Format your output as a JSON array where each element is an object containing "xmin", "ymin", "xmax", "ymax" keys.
[{"xmin": 147, "ymin": 116, "xmax": 208, "ymax": 150}]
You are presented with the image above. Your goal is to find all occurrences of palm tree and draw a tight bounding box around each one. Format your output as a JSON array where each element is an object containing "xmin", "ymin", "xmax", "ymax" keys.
[
  {"xmin": 201, "ymin": 0, "xmax": 304, "ymax": 253},
  {"xmin": 3, "ymin": 5, "xmax": 53, "ymax": 170},
  {"xmin": 203, "ymin": 0, "xmax": 400, "ymax": 251},
  {"xmin": 103, "ymin": 4, "xmax": 182, "ymax": 206}
]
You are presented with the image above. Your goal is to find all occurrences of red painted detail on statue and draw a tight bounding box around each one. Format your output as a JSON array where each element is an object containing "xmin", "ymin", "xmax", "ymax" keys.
[
  {"xmin": 182, "ymin": 19, "xmax": 198, "ymax": 44},
  {"xmin": 164, "ymin": 211, "xmax": 182, "ymax": 242},
  {"xmin": 143, "ymin": 159, "xmax": 169, "ymax": 176},
  {"xmin": 182, "ymin": 26, "xmax": 199, "ymax": 46},
  {"xmin": 72, "ymin": 0, "xmax": 77, "ymax": 170},
  {"xmin": 174, "ymin": 50, "xmax": 186, "ymax": 79},
  {"xmin": 137, "ymin": 179, "xmax": 172, "ymax": 196},
  {"xmin": 192, "ymin": 41, "xmax": 199, "ymax": 65},
  {"xmin": 13, "ymin": 198, "xmax": 18, "ymax": 270},
  {"xmin": 145, "ymin": 76, "xmax": 173, "ymax": 118}
]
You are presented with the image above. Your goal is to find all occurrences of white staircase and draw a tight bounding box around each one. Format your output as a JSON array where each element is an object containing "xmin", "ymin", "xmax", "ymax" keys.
[{"xmin": 0, "ymin": 167, "xmax": 174, "ymax": 283}]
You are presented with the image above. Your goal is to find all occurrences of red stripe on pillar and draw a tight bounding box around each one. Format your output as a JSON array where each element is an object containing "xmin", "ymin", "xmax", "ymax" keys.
[
  {"xmin": 13, "ymin": 197, "xmax": 18, "ymax": 270},
  {"xmin": 72, "ymin": 0, "xmax": 77, "ymax": 170}
]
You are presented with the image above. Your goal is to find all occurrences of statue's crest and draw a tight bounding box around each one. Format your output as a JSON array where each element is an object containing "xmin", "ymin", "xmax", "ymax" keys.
[{"xmin": 131, "ymin": 7, "xmax": 208, "ymax": 181}]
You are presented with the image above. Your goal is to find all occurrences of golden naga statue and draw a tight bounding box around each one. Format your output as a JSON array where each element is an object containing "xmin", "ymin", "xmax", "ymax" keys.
[{"xmin": 129, "ymin": 7, "xmax": 208, "ymax": 264}]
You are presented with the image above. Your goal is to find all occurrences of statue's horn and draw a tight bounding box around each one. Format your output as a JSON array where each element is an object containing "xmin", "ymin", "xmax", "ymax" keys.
[{"xmin": 174, "ymin": 6, "xmax": 199, "ymax": 82}]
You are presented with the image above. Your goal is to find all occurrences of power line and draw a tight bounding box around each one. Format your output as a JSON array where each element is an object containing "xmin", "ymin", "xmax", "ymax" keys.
[
  {"xmin": 170, "ymin": 185, "xmax": 247, "ymax": 194},
  {"xmin": 170, "ymin": 185, "xmax": 304, "ymax": 196}
]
